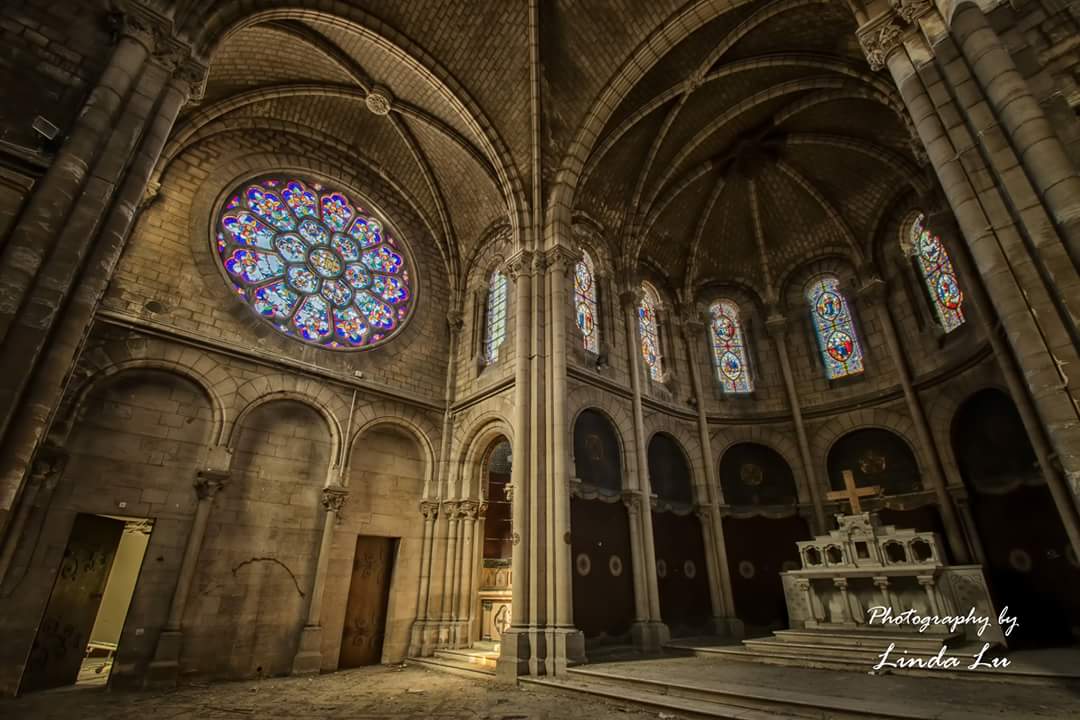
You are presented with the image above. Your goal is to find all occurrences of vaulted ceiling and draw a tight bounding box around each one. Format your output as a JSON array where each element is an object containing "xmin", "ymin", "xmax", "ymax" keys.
[{"xmin": 156, "ymin": 0, "xmax": 930, "ymax": 300}]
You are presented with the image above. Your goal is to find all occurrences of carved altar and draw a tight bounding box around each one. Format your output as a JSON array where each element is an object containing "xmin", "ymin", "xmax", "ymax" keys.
[
  {"xmin": 781, "ymin": 512, "xmax": 1005, "ymax": 646},
  {"xmin": 478, "ymin": 559, "xmax": 511, "ymax": 642}
]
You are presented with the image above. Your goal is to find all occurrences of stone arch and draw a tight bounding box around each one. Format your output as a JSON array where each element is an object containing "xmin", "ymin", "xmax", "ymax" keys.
[
  {"xmin": 63, "ymin": 359, "xmax": 227, "ymax": 448},
  {"xmin": 822, "ymin": 422, "xmax": 924, "ymax": 497},
  {"xmin": 713, "ymin": 425, "xmax": 807, "ymax": 505},
  {"xmin": 924, "ymin": 362, "xmax": 1003, "ymax": 488},
  {"xmin": 229, "ymin": 390, "xmax": 343, "ymax": 479},
  {"xmin": 454, "ymin": 413, "xmax": 514, "ymax": 500},
  {"xmin": 645, "ymin": 430, "xmax": 696, "ymax": 506},
  {"xmin": 643, "ymin": 416, "xmax": 705, "ymax": 504},
  {"xmin": 810, "ymin": 406, "xmax": 923, "ymax": 497},
  {"xmin": 567, "ymin": 387, "xmax": 636, "ymax": 485},
  {"xmin": 347, "ymin": 414, "xmax": 438, "ymax": 495}
]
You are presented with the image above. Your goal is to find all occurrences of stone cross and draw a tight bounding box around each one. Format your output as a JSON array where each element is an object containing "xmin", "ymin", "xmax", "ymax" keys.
[{"xmin": 826, "ymin": 469, "xmax": 882, "ymax": 514}]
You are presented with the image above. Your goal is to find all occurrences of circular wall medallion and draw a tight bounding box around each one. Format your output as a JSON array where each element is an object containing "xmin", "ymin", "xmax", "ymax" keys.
[
  {"xmin": 213, "ymin": 176, "xmax": 415, "ymax": 350},
  {"xmin": 683, "ymin": 560, "xmax": 697, "ymax": 579},
  {"xmin": 608, "ymin": 554, "xmax": 624, "ymax": 577},
  {"xmin": 656, "ymin": 559, "xmax": 668, "ymax": 578},
  {"xmin": 575, "ymin": 553, "xmax": 591, "ymax": 577},
  {"xmin": 1008, "ymin": 548, "xmax": 1032, "ymax": 573},
  {"xmin": 738, "ymin": 560, "xmax": 756, "ymax": 579}
]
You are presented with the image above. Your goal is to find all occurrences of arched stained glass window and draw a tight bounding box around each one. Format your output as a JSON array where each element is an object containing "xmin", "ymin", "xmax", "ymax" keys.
[
  {"xmin": 638, "ymin": 282, "xmax": 663, "ymax": 381},
  {"xmin": 806, "ymin": 275, "xmax": 864, "ymax": 379},
  {"xmin": 574, "ymin": 250, "xmax": 599, "ymax": 353},
  {"xmin": 214, "ymin": 176, "xmax": 415, "ymax": 350},
  {"xmin": 484, "ymin": 270, "xmax": 508, "ymax": 363},
  {"xmin": 909, "ymin": 213, "xmax": 965, "ymax": 333},
  {"xmin": 709, "ymin": 299, "xmax": 753, "ymax": 393}
]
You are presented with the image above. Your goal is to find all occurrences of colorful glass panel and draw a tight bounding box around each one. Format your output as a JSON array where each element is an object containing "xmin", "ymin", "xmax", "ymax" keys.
[
  {"xmin": 214, "ymin": 176, "xmax": 415, "ymax": 350},
  {"xmin": 910, "ymin": 213, "xmax": 965, "ymax": 333},
  {"xmin": 807, "ymin": 275, "xmax": 864, "ymax": 379},
  {"xmin": 485, "ymin": 271, "xmax": 508, "ymax": 364},
  {"xmin": 574, "ymin": 250, "xmax": 600, "ymax": 353},
  {"xmin": 709, "ymin": 299, "xmax": 753, "ymax": 393},
  {"xmin": 638, "ymin": 283, "xmax": 663, "ymax": 381}
]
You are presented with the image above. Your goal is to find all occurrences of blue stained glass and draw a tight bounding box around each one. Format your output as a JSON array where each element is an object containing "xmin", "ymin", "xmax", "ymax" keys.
[
  {"xmin": 709, "ymin": 299, "xmax": 753, "ymax": 393},
  {"xmin": 485, "ymin": 271, "xmax": 508, "ymax": 363},
  {"xmin": 807, "ymin": 275, "xmax": 864, "ymax": 379},
  {"xmin": 638, "ymin": 283, "xmax": 663, "ymax": 381},
  {"xmin": 910, "ymin": 213, "xmax": 965, "ymax": 333},
  {"xmin": 216, "ymin": 177, "xmax": 414, "ymax": 351},
  {"xmin": 574, "ymin": 250, "xmax": 599, "ymax": 353}
]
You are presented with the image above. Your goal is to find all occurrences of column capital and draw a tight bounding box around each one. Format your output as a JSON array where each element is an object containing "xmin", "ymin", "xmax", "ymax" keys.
[
  {"xmin": 622, "ymin": 490, "xmax": 642, "ymax": 515},
  {"xmin": 765, "ymin": 312, "xmax": 788, "ymax": 337},
  {"xmin": 693, "ymin": 503, "xmax": 713, "ymax": 521},
  {"xmin": 193, "ymin": 474, "xmax": 225, "ymax": 500},
  {"xmin": 419, "ymin": 500, "xmax": 440, "ymax": 518},
  {"xmin": 544, "ymin": 244, "xmax": 581, "ymax": 279},
  {"xmin": 446, "ymin": 307, "xmax": 464, "ymax": 331},
  {"xmin": 459, "ymin": 500, "xmax": 481, "ymax": 519},
  {"xmin": 29, "ymin": 446, "xmax": 68, "ymax": 490},
  {"xmin": 889, "ymin": 0, "xmax": 934, "ymax": 24},
  {"xmin": 506, "ymin": 250, "xmax": 535, "ymax": 281},
  {"xmin": 857, "ymin": 275, "xmax": 888, "ymax": 301},
  {"xmin": 856, "ymin": 12, "xmax": 908, "ymax": 71},
  {"xmin": 173, "ymin": 60, "xmax": 208, "ymax": 104},
  {"xmin": 321, "ymin": 486, "xmax": 348, "ymax": 513},
  {"xmin": 618, "ymin": 288, "xmax": 642, "ymax": 311}
]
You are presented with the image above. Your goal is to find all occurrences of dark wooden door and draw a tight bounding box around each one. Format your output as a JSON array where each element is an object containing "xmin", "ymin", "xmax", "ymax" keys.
[
  {"xmin": 724, "ymin": 515, "xmax": 809, "ymax": 634},
  {"xmin": 21, "ymin": 514, "xmax": 125, "ymax": 693},
  {"xmin": 339, "ymin": 536, "xmax": 395, "ymax": 668}
]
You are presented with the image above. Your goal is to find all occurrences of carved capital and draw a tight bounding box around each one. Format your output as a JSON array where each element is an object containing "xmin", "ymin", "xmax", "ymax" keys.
[
  {"xmin": 174, "ymin": 61, "xmax": 208, "ymax": 104},
  {"xmin": 506, "ymin": 250, "xmax": 535, "ymax": 281},
  {"xmin": 149, "ymin": 43, "xmax": 188, "ymax": 74},
  {"xmin": 118, "ymin": 11, "xmax": 159, "ymax": 51},
  {"xmin": 889, "ymin": 0, "xmax": 933, "ymax": 24},
  {"xmin": 693, "ymin": 503, "xmax": 713, "ymax": 522},
  {"xmin": 194, "ymin": 474, "xmax": 225, "ymax": 501},
  {"xmin": 545, "ymin": 244, "xmax": 580, "ymax": 280},
  {"xmin": 321, "ymin": 486, "xmax": 349, "ymax": 513},
  {"xmin": 621, "ymin": 490, "xmax": 642, "ymax": 515},
  {"xmin": 857, "ymin": 15, "xmax": 907, "ymax": 72},
  {"xmin": 764, "ymin": 312, "xmax": 788, "ymax": 337},
  {"xmin": 857, "ymin": 275, "xmax": 887, "ymax": 301},
  {"xmin": 446, "ymin": 308, "xmax": 465, "ymax": 332},
  {"xmin": 30, "ymin": 447, "xmax": 68, "ymax": 490},
  {"xmin": 420, "ymin": 500, "xmax": 440, "ymax": 518},
  {"xmin": 618, "ymin": 288, "xmax": 642, "ymax": 312},
  {"xmin": 477, "ymin": 501, "xmax": 489, "ymax": 519}
]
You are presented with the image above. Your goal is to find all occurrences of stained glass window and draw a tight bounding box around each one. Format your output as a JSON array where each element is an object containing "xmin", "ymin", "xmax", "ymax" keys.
[
  {"xmin": 639, "ymin": 282, "xmax": 663, "ymax": 381},
  {"xmin": 574, "ymin": 250, "xmax": 599, "ymax": 353},
  {"xmin": 485, "ymin": 270, "xmax": 508, "ymax": 363},
  {"xmin": 909, "ymin": 213, "xmax": 965, "ymax": 333},
  {"xmin": 806, "ymin": 275, "xmax": 864, "ymax": 379},
  {"xmin": 709, "ymin": 299, "xmax": 753, "ymax": 393},
  {"xmin": 213, "ymin": 177, "xmax": 414, "ymax": 350}
]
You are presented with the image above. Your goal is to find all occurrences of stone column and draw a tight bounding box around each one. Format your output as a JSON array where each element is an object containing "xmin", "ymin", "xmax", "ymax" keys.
[
  {"xmin": 621, "ymin": 491, "xmax": 650, "ymax": 628},
  {"xmin": 440, "ymin": 500, "xmax": 461, "ymax": 646},
  {"xmin": 409, "ymin": 500, "xmax": 440, "ymax": 656},
  {"xmin": 0, "ymin": 449, "xmax": 66, "ymax": 587},
  {"xmin": 0, "ymin": 42, "xmax": 204, "ymax": 538},
  {"xmin": 939, "ymin": 213, "xmax": 1080, "ymax": 561},
  {"xmin": 454, "ymin": 501, "xmax": 479, "ymax": 647},
  {"xmin": 859, "ymin": 277, "xmax": 970, "ymax": 562},
  {"xmin": 292, "ymin": 486, "xmax": 348, "ymax": 675},
  {"xmin": 949, "ymin": 489, "xmax": 987, "ymax": 567},
  {"xmin": 497, "ymin": 250, "xmax": 533, "ymax": 678},
  {"xmin": 620, "ymin": 289, "xmax": 669, "ymax": 649},
  {"xmin": 679, "ymin": 316, "xmax": 739, "ymax": 634},
  {"xmin": 146, "ymin": 449, "xmax": 229, "ymax": 687},
  {"xmin": 766, "ymin": 314, "xmax": 826, "ymax": 532},
  {"xmin": 857, "ymin": 2, "xmax": 1080, "ymax": 511}
]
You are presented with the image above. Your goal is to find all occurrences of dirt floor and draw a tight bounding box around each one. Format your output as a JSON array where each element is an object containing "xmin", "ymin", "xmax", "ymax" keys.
[{"xmin": 0, "ymin": 664, "xmax": 659, "ymax": 719}]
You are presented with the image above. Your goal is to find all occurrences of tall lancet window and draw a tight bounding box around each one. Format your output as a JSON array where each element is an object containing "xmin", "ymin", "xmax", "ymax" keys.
[
  {"xmin": 709, "ymin": 299, "xmax": 753, "ymax": 393},
  {"xmin": 638, "ymin": 282, "xmax": 663, "ymax": 381},
  {"xmin": 909, "ymin": 213, "xmax": 965, "ymax": 333},
  {"xmin": 807, "ymin": 275, "xmax": 864, "ymax": 379},
  {"xmin": 574, "ymin": 250, "xmax": 600, "ymax": 353},
  {"xmin": 484, "ymin": 270, "xmax": 508, "ymax": 363}
]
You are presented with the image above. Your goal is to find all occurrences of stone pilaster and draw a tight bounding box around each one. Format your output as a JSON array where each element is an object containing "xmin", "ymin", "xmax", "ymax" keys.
[
  {"xmin": 409, "ymin": 500, "xmax": 441, "ymax": 656},
  {"xmin": 292, "ymin": 486, "xmax": 348, "ymax": 675}
]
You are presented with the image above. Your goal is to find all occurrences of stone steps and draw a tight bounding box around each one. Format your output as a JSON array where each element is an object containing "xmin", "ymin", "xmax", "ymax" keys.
[
  {"xmin": 522, "ymin": 667, "xmax": 926, "ymax": 719},
  {"xmin": 409, "ymin": 651, "xmax": 496, "ymax": 678},
  {"xmin": 771, "ymin": 627, "xmax": 958, "ymax": 652}
]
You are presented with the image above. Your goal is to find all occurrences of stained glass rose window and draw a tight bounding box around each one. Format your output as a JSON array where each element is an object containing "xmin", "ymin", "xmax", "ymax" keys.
[{"xmin": 214, "ymin": 177, "xmax": 415, "ymax": 350}]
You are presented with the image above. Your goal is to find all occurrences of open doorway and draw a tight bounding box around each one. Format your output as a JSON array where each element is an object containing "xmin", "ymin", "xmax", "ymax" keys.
[
  {"xmin": 478, "ymin": 439, "xmax": 512, "ymax": 644},
  {"xmin": 20, "ymin": 513, "xmax": 153, "ymax": 693}
]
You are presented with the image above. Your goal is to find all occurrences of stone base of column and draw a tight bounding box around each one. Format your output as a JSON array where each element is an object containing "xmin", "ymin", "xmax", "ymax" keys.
[
  {"xmin": 291, "ymin": 624, "xmax": 324, "ymax": 675},
  {"xmin": 630, "ymin": 620, "xmax": 670, "ymax": 652},
  {"xmin": 548, "ymin": 627, "xmax": 586, "ymax": 675},
  {"xmin": 144, "ymin": 629, "xmax": 183, "ymax": 688},
  {"xmin": 495, "ymin": 626, "xmax": 531, "ymax": 681},
  {"xmin": 451, "ymin": 620, "xmax": 472, "ymax": 648},
  {"xmin": 708, "ymin": 616, "xmax": 744, "ymax": 638}
]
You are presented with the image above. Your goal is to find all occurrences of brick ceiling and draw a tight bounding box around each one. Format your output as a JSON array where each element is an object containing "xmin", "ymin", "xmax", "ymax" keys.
[{"xmin": 162, "ymin": 0, "xmax": 929, "ymax": 300}]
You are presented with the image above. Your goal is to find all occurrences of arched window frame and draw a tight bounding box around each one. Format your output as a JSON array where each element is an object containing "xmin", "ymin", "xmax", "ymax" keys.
[
  {"xmin": 708, "ymin": 298, "xmax": 754, "ymax": 393},
  {"xmin": 805, "ymin": 274, "xmax": 865, "ymax": 380},
  {"xmin": 638, "ymin": 282, "xmax": 664, "ymax": 381},
  {"xmin": 484, "ymin": 269, "xmax": 508, "ymax": 364},
  {"xmin": 574, "ymin": 249, "xmax": 600, "ymax": 353},
  {"xmin": 905, "ymin": 212, "xmax": 965, "ymax": 334}
]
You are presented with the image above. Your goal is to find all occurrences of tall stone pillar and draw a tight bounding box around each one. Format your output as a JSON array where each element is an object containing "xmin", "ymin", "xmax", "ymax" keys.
[
  {"xmin": 859, "ymin": 277, "xmax": 970, "ymax": 562},
  {"xmin": 854, "ymin": 0, "xmax": 1080, "ymax": 509},
  {"xmin": 621, "ymin": 491, "xmax": 651, "ymax": 628},
  {"xmin": 766, "ymin": 314, "xmax": 826, "ymax": 532},
  {"xmin": 497, "ymin": 249, "xmax": 533, "ymax": 679},
  {"xmin": 292, "ymin": 486, "xmax": 348, "ymax": 675},
  {"xmin": 619, "ymin": 289, "xmax": 669, "ymax": 650},
  {"xmin": 409, "ymin": 500, "xmax": 440, "ymax": 656},
  {"xmin": 0, "ymin": 449, "xmax": 66, "ymax": 587},
  {"xmin": 679, "ymin": 316, "xmax": 739, "ymax": 635},
  {"xmin": 544, "ymin": 245, "xmax": 585, "ymax": 671},
  {"xmin": 0, "ymin": 12, "xmax": 206, "ymax": 539},
  {"xmin": 146, "ymin": 446, "xmax": 230, "ymax": 687},
  {"xmin": 454, "ymin": 501, "xmax": 479, "ymax": 647},
  {"xmin": 439, "ymin": 500, "xmax": 461, "ymax": 647}
]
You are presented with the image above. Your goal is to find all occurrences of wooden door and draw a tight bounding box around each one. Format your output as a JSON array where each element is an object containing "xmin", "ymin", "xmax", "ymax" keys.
[
  {"xmin": 21, "ymin": 514, "xmax": 125, "ymax": 693},
  {"xmin": 724, "ymin": 515, "xmax": 809, "ymax": 634},
  {"xmin": 339, "ymin": 536, "xmax": 395, "ymax": 668}
]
